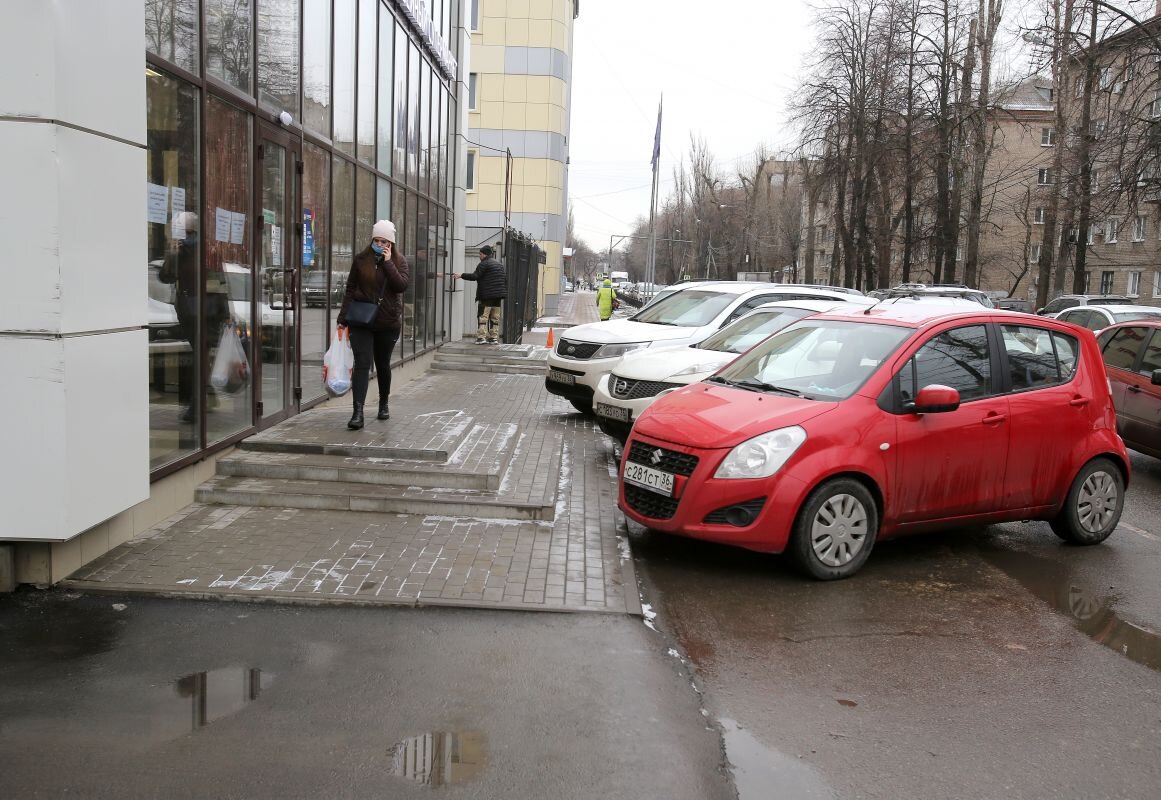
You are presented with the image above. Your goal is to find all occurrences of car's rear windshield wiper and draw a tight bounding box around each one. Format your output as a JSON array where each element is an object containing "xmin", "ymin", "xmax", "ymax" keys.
[{"xmin": 732, "ymin": 379, "xmax": 805, "ymax": 397}]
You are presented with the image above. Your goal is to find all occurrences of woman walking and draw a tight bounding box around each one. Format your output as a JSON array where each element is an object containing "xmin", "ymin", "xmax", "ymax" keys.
[{"xmin": 337, "ymin": 220, "xmax": 410, "ymax": 430}]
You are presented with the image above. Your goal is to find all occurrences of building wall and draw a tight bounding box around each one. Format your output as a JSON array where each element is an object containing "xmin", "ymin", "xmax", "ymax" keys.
[
  {"xmin": 0, "ymin": 0, "xmax": 150, "ymax": 542},
  {"xmin": 2, "ymin": 0, "xmax": 470, "ymax": 584},
  {"xmin": 974, "ymin": 110, "xmax": 1056, "ymax": 300},
  {"xmin": 465, "ymin": 0, "xmax": 576, "ymax": 315}
]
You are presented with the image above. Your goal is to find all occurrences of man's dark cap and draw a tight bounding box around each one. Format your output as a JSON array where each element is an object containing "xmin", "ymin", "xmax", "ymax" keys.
[{"xmin": 480, "ymin": 245, "xmax": 494, "ymax": 257}]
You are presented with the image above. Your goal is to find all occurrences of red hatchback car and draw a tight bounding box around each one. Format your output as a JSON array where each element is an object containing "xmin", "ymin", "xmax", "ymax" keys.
[
  {"xmin": 619, "ymin": 304, "xmax": 1130, "ymax": 579},
  {"xmin": 1097, "ymin": 320, "xmax": 1161, "ymax": 459}
]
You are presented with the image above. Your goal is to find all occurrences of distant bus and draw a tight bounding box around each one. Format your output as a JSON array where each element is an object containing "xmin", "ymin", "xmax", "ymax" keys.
[{"xmin": 609, "ymin": 270, "xmax": 629, "ymax": 283}]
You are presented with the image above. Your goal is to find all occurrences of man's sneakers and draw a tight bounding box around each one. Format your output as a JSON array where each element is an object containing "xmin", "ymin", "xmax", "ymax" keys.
[
  {"xmin": 486, "ymin": 338, "xmax": 498, "ymax": 344},
  {"xmin": 475, "ymin": 337, "xmax": 487, "ymax": 344}
]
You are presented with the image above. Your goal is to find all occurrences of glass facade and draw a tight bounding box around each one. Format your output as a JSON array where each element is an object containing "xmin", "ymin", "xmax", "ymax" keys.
[
  {"xmin": 145, "ymin": 0, "xmax": 460, "ymax": 475},
  {"xmin": 146, "ymin": 70, "xmax": 200, "ymax": 468}
]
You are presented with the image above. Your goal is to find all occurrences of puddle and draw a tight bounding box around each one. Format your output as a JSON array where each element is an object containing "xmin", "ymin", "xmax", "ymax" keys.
[
  {"xmin": 173, "ymin": 666, "xmax": 274, "ymax": 730},
  {"xmin": 391, "ymin": 730, "xmax": 486, "ymax": 787},
  {"xmin": 719, "ymin": 718, "xmax": 833, "ymax": 800},
  {"xmin": 982, "ymin": 549, "xmax": 1161, "ymax": 673}
]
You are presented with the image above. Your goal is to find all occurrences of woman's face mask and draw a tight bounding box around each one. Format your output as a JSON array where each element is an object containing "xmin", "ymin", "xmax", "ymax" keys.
[{"xmin": 371, "ymin": 242, "xmax": 384, "ymax": 255}]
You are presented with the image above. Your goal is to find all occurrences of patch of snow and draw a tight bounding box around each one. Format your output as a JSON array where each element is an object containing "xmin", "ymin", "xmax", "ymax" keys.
[
  {"xmin": 176, "ymin": 579, "xmax": 198, "ymax": 585},
  {"xmin": 617, "ymin": 534, "xmax": 632, "ymax": 562},
  {"xmin": 247, "ymin": 570, "xmax": 295, "ymax": 591},
  {"xmin": 553, "ymin": 444, "xmax": 572, "ymax": 521},
  {"xmin": 111, "ymin": 603, "xmax": 128, "ymax": 612},
  {"xmin": 413, "ymin": 409, "xmax": 465, "ymax": 419},
  {"xmin": 641, "ymin": 601, "xmax": 658, "ymax": 631}
]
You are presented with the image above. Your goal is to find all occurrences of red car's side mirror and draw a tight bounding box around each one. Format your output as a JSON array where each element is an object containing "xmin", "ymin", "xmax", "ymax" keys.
[
  {"xmin": 1152, "ymin": 369, "xmax": 1161, "ymax": 387},
  {"xmin": 913, "ymin": 384, "xmax": 961, "ymax": 413}
]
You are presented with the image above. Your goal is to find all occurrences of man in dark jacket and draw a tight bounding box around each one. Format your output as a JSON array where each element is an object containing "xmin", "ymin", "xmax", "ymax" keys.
[{"xmin": 459, "ymin": 245, "xmax": 507, "ymax": 343}]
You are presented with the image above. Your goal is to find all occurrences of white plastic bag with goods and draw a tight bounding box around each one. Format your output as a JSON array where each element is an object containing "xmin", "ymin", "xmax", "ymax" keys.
[
  {"xmin": 210, "ymin": 323, "xmax": 250, "ymax": 394},
  {"xmin": 323, "ymin": 327, "xmax": 355, "ymax": 397}
]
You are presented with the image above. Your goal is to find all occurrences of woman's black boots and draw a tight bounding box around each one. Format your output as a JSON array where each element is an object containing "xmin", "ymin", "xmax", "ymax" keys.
[
  {"xmin": 377, "ymin": 398, "xmax": 390, "ymax": 420},
  {"xmin": 347, "ymin": 403, "xmax": 364, "ymax": 430}
]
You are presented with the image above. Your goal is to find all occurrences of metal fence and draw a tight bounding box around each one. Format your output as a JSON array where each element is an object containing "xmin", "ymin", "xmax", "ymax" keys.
[
  {"xmin": 501, "ymin": 228, "xmax": 543, "ymax": 344},
  {"xmin": 459, "ymin": 227, "xmax": 543, "ymax": 344}
]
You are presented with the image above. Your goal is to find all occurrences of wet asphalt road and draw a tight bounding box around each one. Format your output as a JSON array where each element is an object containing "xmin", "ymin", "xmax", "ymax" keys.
[
  {"xmin": 0, "ymin": 596, "xmax": 731, "ymax": 799},
  {"xmin": 630, "ymin": 448, "xmax": 1161, "ymax": 800}
]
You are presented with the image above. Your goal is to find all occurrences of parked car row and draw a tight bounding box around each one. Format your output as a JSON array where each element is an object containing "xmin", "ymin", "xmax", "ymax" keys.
[
  {"xmin": 544, "ymin": 282, "xmax": 870, "ymax": 414},
  {"xmin": 545, "ymin": 280, "xmax": 1136, "ymax": 582}
]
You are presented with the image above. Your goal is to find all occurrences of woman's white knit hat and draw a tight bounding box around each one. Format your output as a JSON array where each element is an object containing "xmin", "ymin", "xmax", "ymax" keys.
[{"xmin": 372, "ymin": 219, "xmax": 396, "ymax": 243}]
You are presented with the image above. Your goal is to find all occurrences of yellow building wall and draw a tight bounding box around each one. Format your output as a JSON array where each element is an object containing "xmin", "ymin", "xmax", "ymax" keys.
[{"xmin": 474, "ymin": 0, "xmax": 575, "ymax": 312}]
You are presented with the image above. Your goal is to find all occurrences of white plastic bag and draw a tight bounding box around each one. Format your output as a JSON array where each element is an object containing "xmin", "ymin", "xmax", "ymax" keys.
[
  {"xmin": 210, "ymin": 323, "xmax": 250, "ymax": 394},
  {"xmin": 323, "ymin": 327, "xmax": 355, "ymax": 397}
]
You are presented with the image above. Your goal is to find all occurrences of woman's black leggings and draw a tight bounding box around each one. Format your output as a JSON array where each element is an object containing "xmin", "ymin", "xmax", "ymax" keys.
[{"xmin": 348, "ymin": 327, "xmax": 400, "ymax": 407}]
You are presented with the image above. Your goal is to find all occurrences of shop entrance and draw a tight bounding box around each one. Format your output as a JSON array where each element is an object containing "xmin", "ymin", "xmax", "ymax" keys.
[{"xmin": 255, "ymin": 125, "xmax": 302, "ymax": 426}]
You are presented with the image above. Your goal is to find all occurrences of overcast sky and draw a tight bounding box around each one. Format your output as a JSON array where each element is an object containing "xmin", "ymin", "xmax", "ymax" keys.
[{"xmin": 567, "ymin": 0, "xmax": 815, "ymax": 252}]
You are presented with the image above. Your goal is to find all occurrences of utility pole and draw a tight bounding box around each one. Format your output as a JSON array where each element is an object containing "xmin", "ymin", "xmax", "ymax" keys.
[{"xmin": 1072, "ymin": 0, "xmax": 1099, "ymax": 294}]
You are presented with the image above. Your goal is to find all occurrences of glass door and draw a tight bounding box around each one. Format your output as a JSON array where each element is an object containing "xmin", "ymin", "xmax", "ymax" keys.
[{"xmin": 256, "ymin": 128, "xmax": 300, "ymax": 425}]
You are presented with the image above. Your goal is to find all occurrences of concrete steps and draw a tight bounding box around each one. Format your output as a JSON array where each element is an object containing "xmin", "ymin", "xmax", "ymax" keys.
[
  {"xmin": 431, "ymin": 361, "xmax": 546, "ymax": 375},
  {"xmin": 432, "ymin": 342, "xmax": 548, "ymax": 375},
  {"xmin": 215, "ymin": 450, "xmax": 495, "ymax": 491},
  {"xmin": 195, "ymin": 475, "xmax": 555, "ymax": 521},
  {"xmin": 198, "ymin": 408, "xmax": 556, "ymax": 522}
]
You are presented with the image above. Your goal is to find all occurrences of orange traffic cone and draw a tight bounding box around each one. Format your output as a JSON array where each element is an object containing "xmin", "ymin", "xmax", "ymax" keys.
[{"xmin": 546, "ymin": 328, "xmax": 555, "ymax": 348}]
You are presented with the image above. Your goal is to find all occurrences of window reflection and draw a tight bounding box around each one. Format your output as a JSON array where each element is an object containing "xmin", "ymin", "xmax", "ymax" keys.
[
  {"xmin": 205, "ymin": 97, "xmax": 254, "ymax": 443},
  {"xmin": 147, "ymin": 69, "xmax": 200, "ymax": 468},
  {"xmin": 416, "ymin": 199, "xmax": 429, "ymax": 349},
  {"xmin": 357, "ymin": 0, "xmax": 377, "ymax": 163},
  {"xmin": 145, "ymin": 0, "xmax": 199, "ymax": 73},
  {"xmin": 377, "ymin": 177, "xmax": 392, "ymax": 221},
  {"xmin": 1104, "ymin": 327, "xmax": 1148, "ymax": 371},
  {"xmin": 393, "ymin": 25, "xmax": 408, "ymax": 177},
  {"xmin": 332, "ymin": 157, "xmax": 356, "ymax": 286},
  {"xmin": 257, "ymin": 0, "xmax": 300, "ymax": 115},
  {"xmin": 434, "ymin": 86, "xmax": 445, "ymax": 202},
  {"xmin": 407, "ymin": 41, "xmax": 420, "ymax": 187},
  {"xmin": 303, "ymin": 0, "xmax": 332, "ymax": 135},
  {"xmin": 356, "ymin": 168, "xmax": 376, "ymax": 247},
  {"xmin": 403, "ymin": 193, "xmax": 417, "ymax": 359},
  {"xmin": 912, "ymin": 326, "xmax": 992, "ymax": 401},
  {"xmin": 419, "ymin": 61, "xmax": 431, "ymax": 196},
  {"xmin": 426, "ymin": 203, "xmax": 438, "ymax": 348},
  {"xmin": 377, "ymin": 11, "xmax": 395, "ymax": 174},
  {"xmin": 435, "ymin": 207, "xmax": 447, "ymax": 342},
  {"xmin": 301, "ymin": 144, "xmax": 331, "ymax": 404},
  {"xmin": 333, "ymin": 0, "xmax": 356, "ymax": 155},
  {"xmin": 206, "ymin": 0, "xmax": 253, "ymax": 92}
]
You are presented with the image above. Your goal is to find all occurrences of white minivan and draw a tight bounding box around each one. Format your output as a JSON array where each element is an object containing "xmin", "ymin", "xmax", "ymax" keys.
[{"xmin": 544, "ymin": 282, "xmax": 864, "ymax": 413}]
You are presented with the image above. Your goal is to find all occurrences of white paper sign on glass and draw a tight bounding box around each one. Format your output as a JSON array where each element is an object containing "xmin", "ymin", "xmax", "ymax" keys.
[
  {"xmin": 271, "ymin": 225, "xmax": 282, "ymax": 266},
  {"xmin": 171, "ymin": 186, "xmax": 186, "ymax": 213},
  {"xmin": 147, "ymin": 183, "xmax": 169, "ymax": 225},
  {"xmin": 214, "ymin": 208, "xmax": 232, "ymax": 242},
  {"xmin": 230, "ymin": 212, "xmax": 246, "ymax": 245}
]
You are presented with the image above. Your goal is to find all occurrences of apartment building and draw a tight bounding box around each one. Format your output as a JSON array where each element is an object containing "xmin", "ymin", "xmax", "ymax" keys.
[{"xmin": 1057, "ymin": 11, "xmax": 1161, "ymax": 304}]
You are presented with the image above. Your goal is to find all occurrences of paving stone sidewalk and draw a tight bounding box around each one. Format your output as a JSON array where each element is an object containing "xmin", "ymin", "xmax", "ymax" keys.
[{"xmin": 65, "ymin": 366, "xmax": 640, "ymax": 615}]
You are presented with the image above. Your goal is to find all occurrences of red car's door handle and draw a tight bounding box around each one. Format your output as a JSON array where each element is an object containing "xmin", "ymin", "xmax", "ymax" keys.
[
  {"xmin": 1126, "ymin": 386, "xmax": 1141, "ymax": 394},
  {"xmin": 982, "ymin": 413, "xmax": 1007, "ymax": 425},
  {"xmin": 1069, "ymin": 396, "xmax": 1091, "ymax": 406}
]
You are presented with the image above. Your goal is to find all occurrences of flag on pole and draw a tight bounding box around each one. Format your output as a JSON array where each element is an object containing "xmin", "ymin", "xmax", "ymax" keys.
[{"xmin": 650, "ymin": 98, "xmax": 663, "ymax": 169}]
